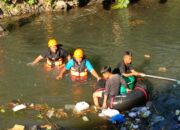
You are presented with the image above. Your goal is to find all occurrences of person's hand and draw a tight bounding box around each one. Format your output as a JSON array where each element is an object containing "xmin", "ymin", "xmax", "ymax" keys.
[
  {"xmin": 56, "ymin": 74, "xmax": 63, "ymax": 80},
  {"xmin": 97, "ymin": 77, "xmax": 102, "ymax": 81},
  {"xmin": 27, "ymin": 62, "xmax": 35, "ymax": 66},
  {"xmin": 126, "ymin": 88, "xmax": 132, "ymax": 93},
  {"xmin": 133, "ymin": 72, "xmax": 139, "ymax": 76},
  {"xmin": 102, "ymin": 103, "xmax": 107, "ymax": 109}
]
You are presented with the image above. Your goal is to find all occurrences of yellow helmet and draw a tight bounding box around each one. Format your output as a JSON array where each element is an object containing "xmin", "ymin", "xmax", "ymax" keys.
[
  {"xmin": 73, "ymin": 48, "xmax": 84, "ymax": 58},
  {"xmin": 48, "ymin": 39, "xmax": 58, "ymax": 48}
]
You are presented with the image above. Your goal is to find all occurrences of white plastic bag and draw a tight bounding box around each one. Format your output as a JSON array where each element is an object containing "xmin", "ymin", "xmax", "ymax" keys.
[
  {"xmin": 102, "ymin": 108, "xmax": 120, "ymax": 117},
  {"xmin": 75, "ymin": 101, "xmax": 89, "ymax": 112}
]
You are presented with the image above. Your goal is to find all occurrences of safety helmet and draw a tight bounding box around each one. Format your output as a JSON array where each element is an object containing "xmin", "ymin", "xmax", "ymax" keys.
[
  {"xmin": 48, "ymin": 39, "xmax": 58, "ymax": 48},
  {"xmin": 73, "ymin": 48, "xmax": 84, "ymax": 58}
]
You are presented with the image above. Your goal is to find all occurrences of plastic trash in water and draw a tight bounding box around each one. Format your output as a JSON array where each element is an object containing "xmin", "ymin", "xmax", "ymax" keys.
[
  {"xmin": 178, "ymin": 116, "xmax": 180, "ymax": 122},
  {"xmin": 110, "ymin": 114, "xmax": 126, "ymax": 124},
  {"xmin": 75, "ymin": 101, "xmax": 89, "ymax": 112},
  {"xmin": 141, "ymin": 110, "xmax": 151, "ymax": 118},
  {"xmin": 0, "ymin": 108, "xmax": 5, "ymax": 113},
  {"xmin": 9, "ymin": 124, "xmax": 25, "ymax": 130},
  {"xmin": 128, "ymin": 112, "xmax": 137, "ymax": 118},
  {"xmin": 82, "ymin": 116, "xmax": 89, "ymax": 122},
  {"xmin": 46, "ymin": 109, "xmax": 54, "ymax": 118},
  {"xmin": 151, "ymin": 115, "xmax": 165, "ymax": 125},
  {"xmin": 64, "ymin": 104, "xmax": 75, "ymax": 111},
  {"xmin": 102, "ymin": 108, "xmax": 120, "ymax": 117},
  {"xmin": 175, "ymin": 110, "xmax": 180, "ymax": 116},
  {"xmin": 131, "ymin": 106, "xmax": 149, "ymax": 113},
  {"xmin": 98, "ymin": 112, "xmax": 105, "ymax": 117},
  {"xmin": 132, "ymin": 124, "xmax": 139, "ymax": 129},
  {"xmin": 12, "ymin": 104, "xmax": 26, "ymax": 112}
]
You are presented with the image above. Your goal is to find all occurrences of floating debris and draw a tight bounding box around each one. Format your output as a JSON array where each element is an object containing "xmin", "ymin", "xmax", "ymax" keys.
[
  {"xmin": 128, "ymin": 112, "xmax": 137, "ymax": 118},
  {"xmin": 129, "ymin": 19, "xmax": 145, "ymax": 27},
  {"xmin": 141, "ymin": 110, "xmax": 151, "ymax": 118},
  {"xmin": 82, "ymin": 116, "xmax": 89, "ymax": 122},
  {"xmin": 175, "ymin": 110, "xmax": 180, "ymax": 116},
  {"xmin": 9, "ymin": 124, "xmax": 24, "ymax": 130},
  {"xmin": 12, "ymin": 104, "xmax": 26, "ymax": 112},
  {"xmin": 178, "ymin": 116, "xmax": 180, "ymax": 122},
  {"xmin": 55, "ymin": 109, "xmax": 68, "ymax": 119},
  {"xmin": 101, "ymin": 108, "xmax": 120, "ymax": 118},
  {"xmin": 0, "ymin": 108, "xmax": 5, "ymax": 113},
  {"xmin": 110, "ymin": 114, "xmax": 126, "ymax": 124},
  {"xmin": 74, "ymin": 101, "xmax": 90, "ymax": 112},
  {"xmin": 131, "ymin": 124, "xmax": 139, "ymax": 129},
  {"xmin": 158, "ymin": 67, "xmax": 167, "ymax": 72},
  {"xmin": 64, "ymin": 104, "xmax": 75, "ymax": 111},
  {"xmin": 46, "ymin": 109, "xmax": 55, "ymax": 118},
  {"xmin": 150, "ymin": 115, "xmax": 165, "ymax": 125},
  {"xmin": 144, "ymin": 54, "xmax": 151, "ymax": 58},
  {"xmin": 37, "ymin": 114, "xmax": 43, "ymax": 119}
]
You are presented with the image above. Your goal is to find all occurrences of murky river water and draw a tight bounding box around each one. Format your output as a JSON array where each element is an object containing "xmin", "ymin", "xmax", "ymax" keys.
[{"xmin": 0, "ymin": 0, "xmax": 180, "ymax": 129}]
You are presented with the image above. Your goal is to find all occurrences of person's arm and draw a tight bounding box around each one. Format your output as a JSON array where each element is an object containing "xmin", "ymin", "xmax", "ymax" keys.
[
  {"xmin": 56, "ymin": 66, "xmax": 66, "ymax": 80},
  {"xmin": 86, "ymin": 60, "xmax": 101, "ymax": 80},
  {"xmin": 66, "ymin": 54, "xmax": 71, "ymax": 61},
  {"xmin": 122, "ymin": 69, "xmax": 138, "ymax": 77},
  {"xmin": 56, "ymin": 59, "xmax": 73, "ymax": 80},
  {"xmin": 91, "ymin": 69, "xmax": 101, "ymax": 81},
  {"xmin": 27, "ymin": 55, "xmax": 44, "ymax": 66}
]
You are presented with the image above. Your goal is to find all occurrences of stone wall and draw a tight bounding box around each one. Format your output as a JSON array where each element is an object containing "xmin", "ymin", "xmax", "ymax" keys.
[{"xmin": 0, "ymin": 0, "xmax": 79, "ymax": 18}]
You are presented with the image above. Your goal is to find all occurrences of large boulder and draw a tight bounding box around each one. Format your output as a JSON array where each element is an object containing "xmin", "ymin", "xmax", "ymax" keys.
[
  {"xmin": 54, "ymin": 0, "xmax": 67, "ymax": 11},
  {"xmin": 0, "ymin": 8, "xmax": 3, "ymax": 18},
  {"xmin": 0, "ymin": 24, "xmax": 7, "ymax": 37}
]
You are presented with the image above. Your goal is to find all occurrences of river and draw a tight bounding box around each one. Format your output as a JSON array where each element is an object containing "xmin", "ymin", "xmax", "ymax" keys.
[{"xmin": 0, "ymin": 0, "xmax": 180, "ymax": 129}]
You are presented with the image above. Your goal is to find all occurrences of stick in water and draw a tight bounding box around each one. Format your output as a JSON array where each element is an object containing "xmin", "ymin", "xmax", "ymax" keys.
[{"xmin": 142, "ymin": 74, "xmax": 180, "ymax": 84}]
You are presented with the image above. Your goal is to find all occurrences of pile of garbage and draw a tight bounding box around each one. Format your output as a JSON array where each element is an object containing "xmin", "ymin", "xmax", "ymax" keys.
[
  {"xmin": 1, "ymin": 99, "xmax": 180, "ymax": 130},
  {"xmin": 0, "ymin": 100, "xmax": 68, "ymax": 120}
]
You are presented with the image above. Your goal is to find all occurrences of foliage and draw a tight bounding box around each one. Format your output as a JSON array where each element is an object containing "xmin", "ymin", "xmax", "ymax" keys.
[
  {"xmin": 111, "ymin": 0, "xmax": 130, "ymax": 9},
  {"xmin": 25, "ymin": 0, "xmax": 38, "ymax": 5}
]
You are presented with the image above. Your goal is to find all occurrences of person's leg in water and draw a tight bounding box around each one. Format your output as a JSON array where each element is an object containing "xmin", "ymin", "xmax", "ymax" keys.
[
  {"xmin": 120, "ymin": 76, "xmax": 135, "ymax": 95},
  {"xmin": 93, "ymin": 90, "xmax": 103, "ymax": 108}
]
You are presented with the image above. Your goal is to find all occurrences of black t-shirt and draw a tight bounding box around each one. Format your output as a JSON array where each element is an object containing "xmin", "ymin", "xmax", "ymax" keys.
[
  {"xmin": 42, "ymin": 45, "xmax": 68, "ymax": 61},
  {"xmin": 117, "ymin": 61, "xmax": 133, "ymax": 74}
]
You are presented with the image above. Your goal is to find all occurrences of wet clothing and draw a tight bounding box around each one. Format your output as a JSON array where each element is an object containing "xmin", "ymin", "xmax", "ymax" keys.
[
  {"xmin": 117, "ymin": 61, "xmax": 136, "ymax": 94},
  {"xmin": 104, "ymin": 74, "xmax": 127, "ymax": 97},
  {"xmin": 117, "ymin": 61, "xmax": 134, "ymax": 74},
  {"xmin": 42, "ymin": 45, "xmax": 68, "ymax": 64},
  {"xmin": 65, "ymin": 59, "xmax": 93, "ymax": 72}
]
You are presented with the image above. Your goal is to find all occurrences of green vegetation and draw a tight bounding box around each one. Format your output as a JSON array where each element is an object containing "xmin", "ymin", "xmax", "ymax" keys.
[{"xmin": 25, "ymin": 0, "xmax": 38, "ymax": 5}]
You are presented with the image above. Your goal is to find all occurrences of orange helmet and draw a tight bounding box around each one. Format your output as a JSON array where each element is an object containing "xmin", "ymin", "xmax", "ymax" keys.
[
  {"xmin": 73, "ymin": 48, "xmax": 84, "ymax": 58},
  {"xmin": 48, "ymin": 39, "xmax": 58, "ymax": 48}
]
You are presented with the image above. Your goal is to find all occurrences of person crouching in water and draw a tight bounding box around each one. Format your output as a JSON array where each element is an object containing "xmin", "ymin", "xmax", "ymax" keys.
[
  {"xmin": 93, "ymin": 66, "xmax": 130, "ymax": 109},
  {"xmin": 27, "ymin": 38, "xmax": 71, "ymax": 71},
  {"xmin": 56, "ymin": 48, "xmax": 101, "ymax": 81},
  {"xmin": 116, "ymin": 51, "xmax": 144, "ymax": 95}
]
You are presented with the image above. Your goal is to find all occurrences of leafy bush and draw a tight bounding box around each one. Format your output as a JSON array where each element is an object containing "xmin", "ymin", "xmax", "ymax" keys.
[{"xmin": 25, "ymin": 0, "xmax": 38, "ymax": 5}]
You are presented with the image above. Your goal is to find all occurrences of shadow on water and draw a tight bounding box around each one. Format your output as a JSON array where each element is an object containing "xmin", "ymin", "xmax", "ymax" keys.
[
  {"xmin": 159, "ymin": 0, "xmax": 168, "ymax": 4},
  {"xmin": 5, "ymin": 14, "xmax": 37, "ymax": 32},
  {"xmin": 102, "ymin": 0, "xmax": 112, "ymax": 10},
  {"xmin": 129, "ymin": 0, "xmax": 140, "ymax": 5},
  {"xmin": 78, "ymin": 0, "xmax": 90, "ymax": 7}
]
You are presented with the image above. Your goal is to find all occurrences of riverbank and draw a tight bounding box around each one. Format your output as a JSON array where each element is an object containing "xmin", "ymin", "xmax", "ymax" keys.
[
  {"xmin": 0, "ymin": 0, "xmax": 103, "ymax": 18},
  {"xmin": 0, "ymin": 0, "xmax": 164, "ymax": 19}
]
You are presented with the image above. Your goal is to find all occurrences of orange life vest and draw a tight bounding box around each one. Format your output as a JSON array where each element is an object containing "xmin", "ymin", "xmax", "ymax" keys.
[
  {"xmin": 70, "ymin": 59, "xmax": 88, "ymax": 81},
  {"xmin": 46, "ymin": 58, "xmax": 63, "ymax": 67}
]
